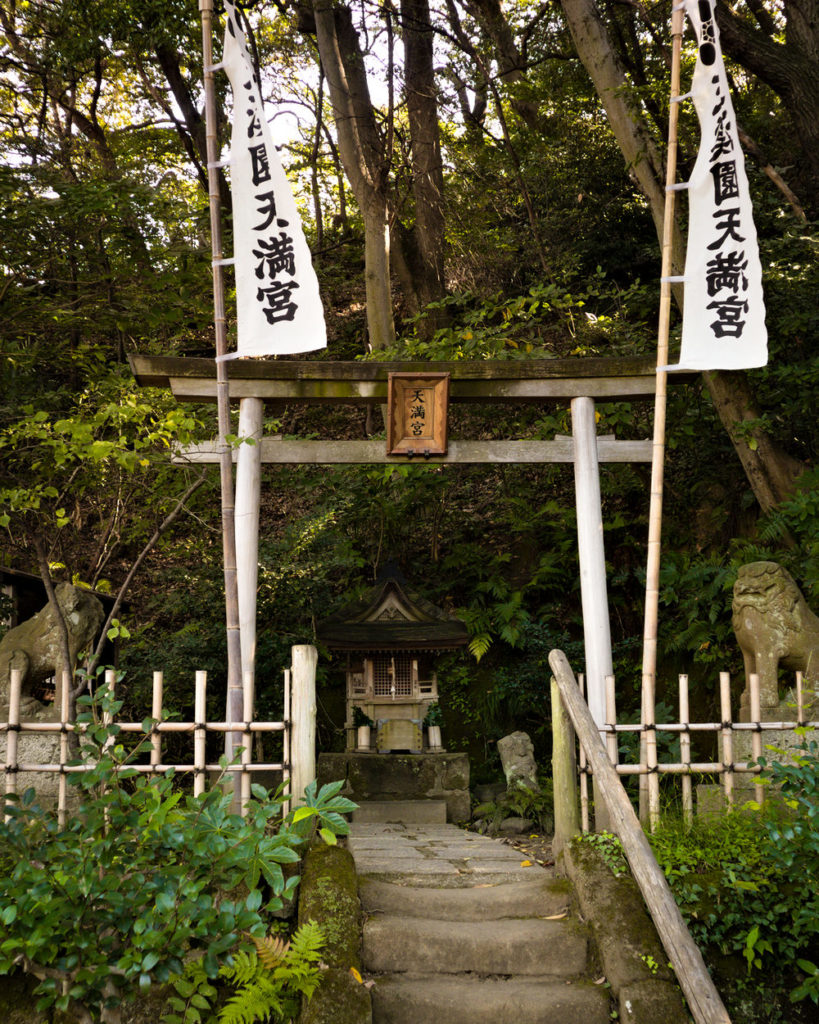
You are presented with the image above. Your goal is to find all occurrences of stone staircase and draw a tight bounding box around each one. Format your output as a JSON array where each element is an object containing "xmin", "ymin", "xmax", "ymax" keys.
[{"xmin": 348, "ymin": 820, "xmax": 611, "ymax": 1024}]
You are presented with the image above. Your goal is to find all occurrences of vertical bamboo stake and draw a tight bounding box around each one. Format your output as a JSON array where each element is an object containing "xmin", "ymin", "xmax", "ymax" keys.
[
  {"xmin": 5, "ymin": 668, "xmax": 21, "ymax": 822},
  {"xmin": 605, "ymin": 674, "xmax": 618, "ymax": 767},
  {"xmin": 796, "ymin": 670, "xmax": 804, "ymax": 726},
  {"xmin": 283, "ymin": 667, "xmax": 291, "ymax": 815},
  {"xmin": 645, "ymin": 671, "xmax": 660, "ymax": 831},
  {"xmin": 640, "ymin": 0, "xmax": 686, "ymax": 821},
  {"xmin": 58, "ymin": 670, "xmax": 70, "ymax": 829},
  {"xmin": 151, "ymin": 671, "xmax": 163, "ymax": 769},
  {"xmin": 241, "ymin": 668, "xmax": 253, "ymax": 814},
  {"xmin": 102, "ymin": 668, "xmax": 116, "ymax": 754},
  {"xmin": 551, "ymin": 675, "xmax": 580, "ymax": 861},
  {"xmin": 194, "ymin": 671, "xmax": 207, "ymax": 797},
  {"xmin": 749, "ymin": 672, "xmax": 764, "ymax": 805},
  {"xmin": 578, "ymin": 673, "xmax": 589, "ymax": 832},
  {"xmin": 199, "ymin": 0, "xmax": 243, "ymax": 800},
  {"xmin": 679, "ymin": 674, "xmax": 692, "ymax": 827},
  {"xmin": 719, "ymin": 671, "xmax": 734, "ymax": 809}
]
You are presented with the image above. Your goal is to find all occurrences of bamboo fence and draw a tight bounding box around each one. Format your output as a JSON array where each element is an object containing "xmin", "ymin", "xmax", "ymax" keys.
[
  {"xmin": 575, "ymin": 667, "xmax": 817, "ymax": 832},
  {"xmin": 1, "ymin": 667, "xmax": 290, "ymax": 825}
]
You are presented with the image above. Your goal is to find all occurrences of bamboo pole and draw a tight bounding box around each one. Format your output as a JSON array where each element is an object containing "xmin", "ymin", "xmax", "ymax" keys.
[
  {"xmin": 199, "ymin": 0, "xmax": 243, "ymax": 803},
  {"xmin": 283, "ymin": 667, "xmax": 291, "ymax": 815},
  {"xmin": 241, "ymin": 668, "xmax": 253, "ymax": 813},
  {"xmin": 645, "ymin": 671, "xmax": 660, "ymax": 830},
  {"xmin": 151, "ymin": 671, "xmax": 163, "ymax": 767},
  {"xmin": 550, "ymin": 649, "xmax": 731, "ymax": 1024},
  {"xmin": 194, "ymin": 670, "xmax": 207, "ymax": 797},
  {"xmin": 679, "ymin": 674, "xmax": 692, "ymax": 826},
  {"xmin": 4, "ymin": 668, "xmax": 21, "ymax": 821},
  {"xmin": 719, "ymin": 672, "xmax": 734, "ymax": 809},
  {"xmin": 640, "ymin": 0, "xmax": 687, "ymax": 821},
  {"xmin": 58, "ymin": 670, "xmax": 71, "ymax": 828},
  {"xmin": 578, "ymin": 673, "xmax": 589, "ymax": 832},
  {"xmin": 796, "ymin": 670, "xmax": 804, "ymax": 726},
  {"xmin": 605, "ymin": 674, "xmax": 618, "ymax": 767},
  {"xmin": 749, "ymin": 673, "xmax": 764, "ymax": 805}
]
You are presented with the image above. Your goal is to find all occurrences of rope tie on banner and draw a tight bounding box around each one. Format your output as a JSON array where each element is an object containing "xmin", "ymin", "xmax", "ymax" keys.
[
  {"xmin": 207, "ymin": 158, "xmax": 230, "ymax": 169},
  {"xmin": 670, "ymin": 91, "xmax": 694, "ymax": 104},
  {"xmin": 205, "ymin": 62, "xmax": 226, "ymax": 73},
  {"xmin": 212, "ymin": 258, "xmax": 236, "ymax": 267},
  {"xmin": 666, "ymin": 182, "xmax": 690, "ymax": 191},
  {"xmin": 215, "ymin": 352, "xmax": 242, "ymax": 362},
  {"xmin": 661, "ymin": 275, "xmax": 686, "ymax": 283}
]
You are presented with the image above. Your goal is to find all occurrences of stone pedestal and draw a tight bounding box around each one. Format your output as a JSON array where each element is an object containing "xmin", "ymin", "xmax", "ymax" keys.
[{"xmin": 317, "ymin": 751, "xmax": 470, "ymax": 822}]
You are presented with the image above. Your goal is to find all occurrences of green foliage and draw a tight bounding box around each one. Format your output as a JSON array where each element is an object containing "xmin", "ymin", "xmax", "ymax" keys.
[
  {"xmin": 573, "ymin": 831, "xmax": 628, "ymax": 878},
  {"xmin": 217, "ymin": 923, "xmax": 325, "ymax": 1024},
  {"xmin": 423, "ymin": 702, "xmax": 443, "ymax": 727},
  {"xmin": 649, "ymin": 743, "xmax": 819, "ymax": 1019},
  {"xmin": 473, "ymin": 777, "xmax": 554, "ymax": 835},
  {"xmin": 0, "ymin": 684, "xmax": 353, "ymax": 1023},
  {"xmin": 352, "ymin": 705, "xmax": 374, "ymax": 729}
]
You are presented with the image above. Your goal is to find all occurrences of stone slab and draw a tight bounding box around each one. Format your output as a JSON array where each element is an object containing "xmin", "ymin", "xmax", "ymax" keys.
[
  {"xmin": 352, "ymin": 799, "xmax": 447, "ymax": 824},
  {"xmin": 363, "ymin": 915, "xmax": 588, "ymax": 976},
  {"xmin": 370, "ymin": 974, "xmax": 610, "ymax": 1024},
  {"xmin": 359, "ymin": 878, "xmax": 569, "ymax": 921}
]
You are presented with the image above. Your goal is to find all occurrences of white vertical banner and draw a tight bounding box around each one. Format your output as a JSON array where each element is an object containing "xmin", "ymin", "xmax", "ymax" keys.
[
  {"xmin": 665, "ymin": 0, "xmax": 767, "ymax": 371},
  {"xmin": 222, "ymin": 1, "xmax": 326, "ymax": 356}
]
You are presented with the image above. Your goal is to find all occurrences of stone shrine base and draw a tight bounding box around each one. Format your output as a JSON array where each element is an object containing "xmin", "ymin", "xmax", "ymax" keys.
[{"xmin": 317, "ymin": 751, "xmax": 470, "ymax": 823}]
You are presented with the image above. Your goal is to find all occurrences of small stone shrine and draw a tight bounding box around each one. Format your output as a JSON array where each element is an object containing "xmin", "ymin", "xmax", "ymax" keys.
[{"xmin": 318, "ymin": 565, "xmax": 468, "ymax": 753}]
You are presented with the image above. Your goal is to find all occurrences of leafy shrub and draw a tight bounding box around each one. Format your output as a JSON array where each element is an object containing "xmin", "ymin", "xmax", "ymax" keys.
[
  {"xmin": 649, "ymin": 741, "xmax": 819, "ymax": 1020},
  {"xmin": 0, "ymin": 684, "xmax": 355, "ymax": 1024}
]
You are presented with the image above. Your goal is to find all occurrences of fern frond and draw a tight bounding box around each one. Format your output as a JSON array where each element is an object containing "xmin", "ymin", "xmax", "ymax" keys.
[
  {"xmin": 218, "ymin": 975, "xmax": 283, "ymax": 1024},
  {"xmin": 287, "ymin": 921, "xmax": 325, "ymax": 964},
  {"xmin": 220, "ymin": 949, "xmax": 259, "ymax": 987},
  {"xmin": 251, "ymin": 932, "xmax": 290, "ymax": 971}
]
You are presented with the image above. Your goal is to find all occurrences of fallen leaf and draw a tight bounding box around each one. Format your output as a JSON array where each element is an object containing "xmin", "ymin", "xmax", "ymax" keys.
[
  {"xmin": 594, "ymin": 976, "xmax": 607, "ymax": 985},
  {"xmin": 544, "ymin": 910, "xmax": 568, "ymax": 920},
  {"xmin": 350, "ymin": 967, "xmax": 363, "ymax": 984},
  {"xmin": 520, "ymin": 860, "xmax": 532, "ymax": 867}
]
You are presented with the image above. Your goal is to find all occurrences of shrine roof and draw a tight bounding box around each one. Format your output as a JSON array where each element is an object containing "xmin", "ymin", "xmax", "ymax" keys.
[{"xmin": 317, "ymin": 566, "xmax": 468, "ymax": 652}]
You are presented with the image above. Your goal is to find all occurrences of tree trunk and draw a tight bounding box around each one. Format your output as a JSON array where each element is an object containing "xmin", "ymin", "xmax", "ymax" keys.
[{"xmin": 311, "ymin": 0, "xmax": 396, "ymax": 348}]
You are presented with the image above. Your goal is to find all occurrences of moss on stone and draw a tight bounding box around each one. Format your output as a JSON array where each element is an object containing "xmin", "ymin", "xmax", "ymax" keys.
[
  {"xmin": 298, "ymin": 844, "xmax": 361, "ymax": 971},
  {"xmin": 299, "ymin": 967, "xmax": 371, "ymax": 1024}
]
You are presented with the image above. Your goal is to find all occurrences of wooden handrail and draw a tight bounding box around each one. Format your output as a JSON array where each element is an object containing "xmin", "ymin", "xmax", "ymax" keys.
[{"xmin": 549, "ymin": 649, "xmax": 731, "ymax": 1024}]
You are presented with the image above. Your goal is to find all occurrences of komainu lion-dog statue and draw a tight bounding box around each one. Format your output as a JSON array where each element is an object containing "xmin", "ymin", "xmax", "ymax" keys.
[
  {"xmin": 0, "ymin": 582, "xmax": 105, "ymax": 719},
  {"xmin": 732, "ymin": 561, "xmax": 819, "ymax": 712}
]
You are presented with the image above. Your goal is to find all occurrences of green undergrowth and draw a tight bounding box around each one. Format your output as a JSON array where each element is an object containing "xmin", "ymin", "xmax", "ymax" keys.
[{"xmin": 648, "ymin": 739, "xmax": 819, "ymax": 1024}]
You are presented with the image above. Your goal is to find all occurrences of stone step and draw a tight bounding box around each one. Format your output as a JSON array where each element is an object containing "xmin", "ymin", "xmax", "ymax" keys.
[
  {"xmin": 370, "ymin": 973, "xmax": 611, "ymax": 1024},
  {"xmin": 352, "ymin": 799, "xmax": 448, "ymax": 824},
  {"xmin": 362, "ymin": 914, "xmax": 588, "ymax": 977},
  {"xmin": 359, "ymin": 877, "xmax": 570, "ymax": 921}
]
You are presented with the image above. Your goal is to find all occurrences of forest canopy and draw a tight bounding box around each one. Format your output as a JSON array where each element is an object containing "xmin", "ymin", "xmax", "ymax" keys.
[{"xmin": 1, "ymin": 0, "xmax": 818, "ymax": 747}]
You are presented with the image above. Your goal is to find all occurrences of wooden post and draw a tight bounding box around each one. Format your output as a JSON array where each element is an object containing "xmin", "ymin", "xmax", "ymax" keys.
[
  {"xmin": 570, "ymin": 396, "xmax": 613, "ymax": 731},
  {"xmin": 578, "ymin": 673, "xmax": 589, "ymax": 832},
  {"xmin": 241, "ymin": 668, "xmax": 253, "ymax": 814},
  {"xmin": 290, "ymin": 645, "xmax": 317, "ymax": 807},
  {"xmin": 549, "ymin": 649, "xmax": 732, "ymax": 1024},
  {"xmin": 605, "ymin": 674, "xmax": 618, "ymax": 767},
  {"xmin": 551, "ymin": 675, "xmax": 580, "ymax": 861}
]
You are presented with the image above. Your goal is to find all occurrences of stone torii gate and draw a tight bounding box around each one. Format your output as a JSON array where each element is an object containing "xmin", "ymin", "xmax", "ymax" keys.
[{"xmin": 129, "ymin": 353, "xmax": 694, "ymax": 733}]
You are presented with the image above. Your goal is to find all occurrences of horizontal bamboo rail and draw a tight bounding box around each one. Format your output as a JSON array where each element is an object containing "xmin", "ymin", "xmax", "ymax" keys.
[
  {"xmin": 2, "ymin": 667, "xmax": 292, "ymax": 822},
  {"xmin": 549, "ymin": 649, "xmax": 731, "ymax": 1024}
]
